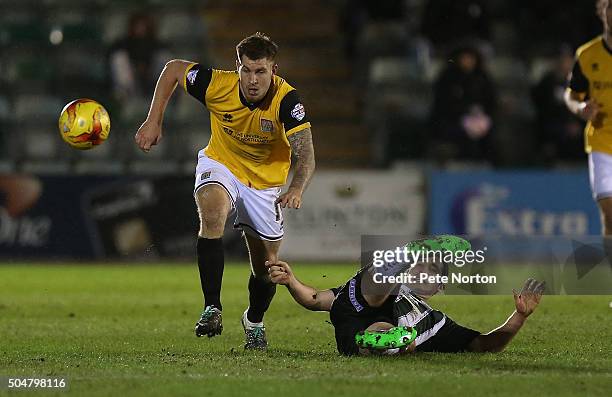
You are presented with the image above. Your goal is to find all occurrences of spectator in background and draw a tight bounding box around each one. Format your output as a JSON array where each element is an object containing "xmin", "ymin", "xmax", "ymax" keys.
[
  {"xmin": 429, "ymin": 44, "xmax": 497, "ymax": 163},
  {"xmin": 531, "ymin": 45, "xmax": 585, "ymax": 165},
  {"xmin": 108, "ymin": 13, "xmax": 170, "ymax": 102},
  {"xmin": 420, "ymin": 0, "xmax": 491, "ymax": 56}
]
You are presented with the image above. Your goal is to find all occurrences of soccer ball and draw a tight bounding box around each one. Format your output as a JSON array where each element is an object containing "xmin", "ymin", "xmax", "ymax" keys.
[{"xmin": 58, "ymin": 99, "xmax": 110, "ymax": 150}]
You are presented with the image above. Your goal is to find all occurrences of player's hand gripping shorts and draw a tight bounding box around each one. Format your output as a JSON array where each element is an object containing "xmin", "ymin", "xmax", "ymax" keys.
[{"xmin": 193, "ymin": 150, "xmax": 283, "ymax": 241}]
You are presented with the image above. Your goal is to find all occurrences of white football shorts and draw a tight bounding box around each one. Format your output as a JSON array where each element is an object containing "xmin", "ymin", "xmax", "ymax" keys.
[
  {"xmin": 193, "ymin": 150, "xmax": 283, "ymax": 241},
  {"xmin": 588, "ymin": 151, "xmax": 612, "ymax": 201}
]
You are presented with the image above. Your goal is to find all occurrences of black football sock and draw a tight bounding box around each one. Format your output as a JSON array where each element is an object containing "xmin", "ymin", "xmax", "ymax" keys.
[
  {"xmin": 246, "ymin": 274, "xmax": 276, "ymax": 323},
  {"xmin": 197, "ymin": 237, "xmax": 224, "ymax": 311}
]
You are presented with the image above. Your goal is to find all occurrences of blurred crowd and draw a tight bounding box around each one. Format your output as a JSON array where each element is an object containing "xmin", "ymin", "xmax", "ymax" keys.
[
  {"xmin": 340, "ymin": 0, "xmax": 600, "ymax": 168},
  {"xmin": 0, "ymin": 0, "xmax": 603, "ymax": 172}
]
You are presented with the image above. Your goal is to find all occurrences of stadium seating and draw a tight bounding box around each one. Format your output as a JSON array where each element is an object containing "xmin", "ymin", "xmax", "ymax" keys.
[
  {"xmin": 14, "ymin": 94, "xmax": 63, "ymax": 122},
  {"xmin": 0, "ymin": 21, "xmax": 48, "ymax": 47},
  {"xmin": 101, "ymin": 11, "xmax": 128, "ymax": 44},
  {"xmin": 20, "ymin": 127, "xmax": 72, "ymax": 174},
  {"xmin": 0, "ymin": 95, "xmax": 9, "ymax": 120},
  {"xmin": 487, "ymin": 57, "xmax": 529, "ymax": 88},
  {"xmin": 158, "ymin": 11, "xmax": 207, "ymax": 44},
  {"xmin": 0, "ymin": 0, "xmax": 592, "ymax": 172},
  {"xmin": 529, "ymin": 57, "xmax": 556, "ymax": 83},
  {"xmin": 59, "ymin": 22, "xmax": 102, "ymax": 43},
  {"xmin": 0, "ymin": 95, "xmax": 12, "ymax": 169},
  {"xmin": 5, "ymin": 53, "xmax": 57, "ymax": 90}
]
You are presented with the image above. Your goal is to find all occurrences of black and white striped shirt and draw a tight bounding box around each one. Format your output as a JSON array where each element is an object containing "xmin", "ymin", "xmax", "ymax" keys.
[{"xmin": 393, "ymin": 285, "xmax": 480, "ymax": 352}]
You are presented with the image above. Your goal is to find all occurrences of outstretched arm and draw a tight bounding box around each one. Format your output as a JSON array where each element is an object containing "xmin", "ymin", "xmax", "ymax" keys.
[
  {"xmin": 277, "ymin": 128, "xmax": 316, "ymax": 209},
  {"xmin": 135, "ymin": 59, "xmax": 193, "ymax": 152},
  {"xmin": 267, "ymin": 260, "xmax": 333, "ymax": 312},
  {"xmin": 468, "ymin": 278, "xmax": 545, "ymax": 352}
]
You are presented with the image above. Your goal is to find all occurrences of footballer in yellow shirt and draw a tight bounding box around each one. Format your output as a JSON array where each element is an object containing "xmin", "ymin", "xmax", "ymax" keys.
[
  {"xmin": 565, "ymin": 0, "xmax": 612, "ymax": 236},
  {"xmin": 182, "ymin": 65, "xmax": 310, "ymax": 190},
  {"xmin": 135, "ymin": 33, "xmax": 315, "ymax": 349}
]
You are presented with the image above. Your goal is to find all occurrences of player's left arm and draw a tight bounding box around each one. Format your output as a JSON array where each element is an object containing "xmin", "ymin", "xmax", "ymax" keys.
[
  {"xmin": 277, "ymin": 89, "xmax": 316, "ymax": 209},
  {"xmin": 468, "ymin": 278, "xmax": 545, "ymax": 353},
  {"xmin": 278, "ymin": 128, "xmax": 316, "ymax": 209}
]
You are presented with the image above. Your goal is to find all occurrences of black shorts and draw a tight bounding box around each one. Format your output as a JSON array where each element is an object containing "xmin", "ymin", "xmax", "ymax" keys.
[{"xmin": 415, "ymin": 315, "xmax": 480, "ymax": 353}]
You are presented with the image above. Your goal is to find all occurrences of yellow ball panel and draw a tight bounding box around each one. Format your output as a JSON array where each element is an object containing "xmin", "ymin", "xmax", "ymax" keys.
[{"xmin": 58, "ymin": 99, "xmax": 111, "ymax": 150}]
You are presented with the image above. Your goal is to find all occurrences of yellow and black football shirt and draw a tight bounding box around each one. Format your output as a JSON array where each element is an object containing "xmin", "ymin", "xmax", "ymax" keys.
[
  {"xmin": 568, "ymin": 36, "xmax": 612, "ymax": 154},
  {"xmin": 183, "ymin": 64, "xmax": 311, "ymax": 190}
]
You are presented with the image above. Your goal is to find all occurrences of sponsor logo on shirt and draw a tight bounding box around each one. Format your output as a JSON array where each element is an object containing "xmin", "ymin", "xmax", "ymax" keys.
[
  {"xmin": 222, "ymin": 127, "xmax": 272, "ymax": 144},
  {"xmin": 187, "ymin": 68, "xmax": 198, "ymax": 85},
  {"xmin": 593, "ymin": 80, "xmax": 612, "ymax": 90},
  {"xmin": 260, "ymin": 118, "xmax": 274, "ymax": 133},
  {"xmin": 200, "ymin": 171, "xmax": 211, "ymax": 180},
  {"xmin": 290, "ymin": 103, "xmax": 305, "ymax": 121},
  {"xmin": 348, "ymin": 278, "xmax": 363, "ymax": 312}
]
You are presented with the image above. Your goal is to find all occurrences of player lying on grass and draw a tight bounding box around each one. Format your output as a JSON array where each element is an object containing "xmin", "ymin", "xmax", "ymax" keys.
[{"xmin": 268, "ymin": 237, "xmax": 545, "ymax": 356}]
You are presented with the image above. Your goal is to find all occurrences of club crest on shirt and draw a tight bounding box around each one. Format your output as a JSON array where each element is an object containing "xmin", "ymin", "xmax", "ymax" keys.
[
  {"xmin": 290, "ymin": 103, "xmax": 305, "ymax": 121},
  {"xmin": 260, "ymin": 118, "xmax": 274, "ymax": 133},
  {"xmin": 187, "ymin": 68, "xmax": 198, "ymax": 85}
]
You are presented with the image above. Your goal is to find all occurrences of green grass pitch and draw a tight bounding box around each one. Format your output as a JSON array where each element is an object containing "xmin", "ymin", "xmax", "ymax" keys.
[{"xmin": 1, "ymin": 263, "xmax": 611, "ymax": 396}]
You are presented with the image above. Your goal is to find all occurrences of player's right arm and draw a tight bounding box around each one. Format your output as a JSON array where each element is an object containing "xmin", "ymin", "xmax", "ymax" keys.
[
  {"xmin": 564, "ymin": 54, "xmax": 599, "ymax": 122},
  {"xmin": 267, "ymin": 260, "xmax": 335, "ymax": 312},
  {"xmin": 135, "ymin": 59, "xmax": 194, "ymax": 152}
]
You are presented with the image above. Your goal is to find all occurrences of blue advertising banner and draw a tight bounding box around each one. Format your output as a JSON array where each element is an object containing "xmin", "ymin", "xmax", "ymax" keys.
[{"xmin": 429, "ymin": 170, "xmax": 600, "ymax": 236}]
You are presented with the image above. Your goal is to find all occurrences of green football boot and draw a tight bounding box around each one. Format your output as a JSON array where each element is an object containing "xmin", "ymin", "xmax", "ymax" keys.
[{"xmin": 355, "ymin": 326, "xmax": 418, "ymax": 350}]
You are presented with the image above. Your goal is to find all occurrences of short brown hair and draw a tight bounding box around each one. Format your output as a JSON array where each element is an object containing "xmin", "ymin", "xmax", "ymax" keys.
[{"xmin": 236, "ymin": 32, "xmax": 278, "ymax": 61}]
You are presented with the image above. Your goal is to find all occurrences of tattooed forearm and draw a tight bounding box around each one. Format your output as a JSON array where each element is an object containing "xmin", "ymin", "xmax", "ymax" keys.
[{"xmin": 288, "ymin": 128, "xmax": 316, "ymax": 192}]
